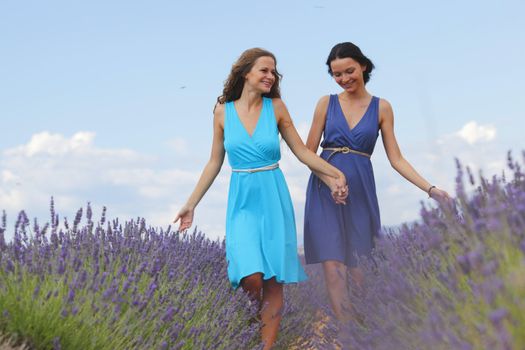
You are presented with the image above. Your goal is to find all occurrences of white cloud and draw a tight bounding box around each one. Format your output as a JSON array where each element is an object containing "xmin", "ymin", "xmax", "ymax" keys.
[
  {"xmin": 0, "ymin": 122, "xmax": 518, "ymax": 244},
  {"xmin": 371, "ymin": 119, "xmax": 514, "ymax": 229},
  {"xmin": 0, "ymin": 188, "xmax": 24, "ymax": 211},
  {"xmin": 5, "ymin": 131, "xmax": 95, "ymax": 157},
  {"xmin": 166, "ymin": 137, "xmax": 189, "ymax": 156},
  {"xmin": 386, "ymin": 184, "xmax": 402, "ymax": 195},
  {"xmin": 455, "ymin": 121, "xmax": 496, "ymax": 145},
  {"xmin": 2, "ymin": 170, "xmax": 19, "ymax": 183},
  {"xmin": 0, "ymin": 131, "xmax": 209, "ymax": 237},
  {"xmin": 4, "ymin": 131, "xmax": 146, "ymax": 161}
]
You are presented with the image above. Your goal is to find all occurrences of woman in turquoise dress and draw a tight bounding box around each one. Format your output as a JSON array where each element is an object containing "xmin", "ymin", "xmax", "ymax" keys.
[{"xmin": 174, "ymin": 48, "xmax": 348, "ymax": 349}]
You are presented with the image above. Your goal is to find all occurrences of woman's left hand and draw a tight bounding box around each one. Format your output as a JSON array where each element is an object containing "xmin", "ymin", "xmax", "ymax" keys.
[
  {"xmin": 429, "ymin": 187, "xmax": 451, "ymax": 204},
  {"xmin": 328, "ymin": 173, "xmax": 348, "ymax": 204},
  {"xmin": 316, "ymin": 172, "xmax": 348, "ymax": 204},
  {"xmin": 331, "ymin": 185, "xmax": 349, "ymax": 204}
]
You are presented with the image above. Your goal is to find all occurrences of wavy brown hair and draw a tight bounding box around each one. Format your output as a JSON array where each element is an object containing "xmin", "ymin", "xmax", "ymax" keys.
[{"xmin": 216, "ymin": 48, "xmax": 282, "ymax": 105}]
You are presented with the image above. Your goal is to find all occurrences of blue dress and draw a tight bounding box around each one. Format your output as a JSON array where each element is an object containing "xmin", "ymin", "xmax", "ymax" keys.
[
  {"xmin": 223, "ymin": 97, "xmax": 307, "ymax": 289},
  {"xmin": 304, "ymin": 95, "xmax": 381, "ymax": 267}
]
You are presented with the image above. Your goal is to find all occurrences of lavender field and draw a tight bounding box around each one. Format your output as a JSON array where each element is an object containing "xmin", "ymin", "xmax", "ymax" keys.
[{"xmin": 1, "ymin": 152, "xmax": 524, "ymax": 350}]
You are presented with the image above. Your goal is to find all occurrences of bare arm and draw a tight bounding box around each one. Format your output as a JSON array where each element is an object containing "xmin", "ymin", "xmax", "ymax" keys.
[
  {"xmin": 305, "ymin": 95, "xmax": 329, "ymax": 152},
  {"xmin": 174, "ymin": 104, "xmax": 226, "ymax": 230},
  {"xmin": 304, "ymin": 96, "xmax": 336, "ymax": 185},
  {"xmin": 273, "ymin": 98, "xmax": 347, "ymax": 201},
  {"xmin": 379, "ymin": 99, "xmax": 449, "ymax": 200}
]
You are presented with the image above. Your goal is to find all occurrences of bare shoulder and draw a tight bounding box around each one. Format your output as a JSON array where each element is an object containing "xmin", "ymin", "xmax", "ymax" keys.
[
  {"xmin": 214, "ymin": 102, "xmax": 225, "ymax": 114},
  {"xmin": 272, "ymin": 98, "xmax": 295, "ymax": 129},
  {"xmin": 213, "ymin": 102, "xmax": 225, "ymax": 128},
  {"xmin": 271, "ymin": 98, "xmax": 290, "ymax": 123},
  {"xmin": 317, "ymin": 95, "xmax": 330, "ymax": 109},
  {"xmin": 271, "ymin": 97, "xmax": 287, "ymax": 111},
  {"xmin": 312, "ymin": 95, "xmax": 330, "ymax": 121},
  {"xmin": 379, "ymin": 98, "xmax": 393, "ymax": 114},
  {"xmin": 378, "ymin": 98, "xmax": 394, "ymax": 125}
]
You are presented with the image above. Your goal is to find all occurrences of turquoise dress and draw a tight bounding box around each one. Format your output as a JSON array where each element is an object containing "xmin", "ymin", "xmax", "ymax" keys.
[{"xmin": 223, "ymin": 97, "xmax": 307, "ymax": 289}]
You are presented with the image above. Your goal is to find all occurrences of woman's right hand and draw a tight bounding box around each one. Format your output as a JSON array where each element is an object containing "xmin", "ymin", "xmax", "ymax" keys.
[{"xmin": 173, "ymin": 205, "xmax": 194, "ymax": 232}]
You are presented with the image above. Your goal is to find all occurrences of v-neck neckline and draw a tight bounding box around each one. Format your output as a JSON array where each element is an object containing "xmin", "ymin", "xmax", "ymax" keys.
[
  {"xmin": 232, "ymin": 99, "xmax": 265, "ymax": 138},
  {"xmin": 336, "ymin": 95, "xmax": 374, "ymax": 132}
]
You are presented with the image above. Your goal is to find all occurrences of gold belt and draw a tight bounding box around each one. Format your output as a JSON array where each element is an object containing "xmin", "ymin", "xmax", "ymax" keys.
[{"xmin": 323, "ymin": 146, "xmax": 371, "ymax": 161}]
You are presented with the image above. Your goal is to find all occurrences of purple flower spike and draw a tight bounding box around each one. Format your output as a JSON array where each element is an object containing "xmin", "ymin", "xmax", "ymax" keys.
[
  {"xmin": 456, "ymin": 254, "xmax": 470, "ymax": 274},
  {"xmin": 489, "ymin": 308, "xmax": 508, "ymax": 327},
  {"xmin": 33, "ymin": 285, "xmax": 40, "ymax": 299},
  {"xmin": 5, "ymin": 259, "xmax": 15, "ymax": 273},
  {"xmin": 466, "ymin": 248, "xmax": 484, "ymax": 271},
  {"xmin": 67, "ymin": 289, "xmax": 75, "ymax": 303},
  {"xmin": 162, "ymin": 306, "xmax": 175, "ymax": 323},
  {"xmin": 481, "ymin": 260, "xmax": 499, "ymax": 277},
  {"xmin": 87, "ymin": 202, "xmax": 93, "ymax": 222},
  {"xmin": 56, "ymin": 258, "xmax": 65, "ymax": 275},
  {"xmin": 52, "ymin": 337, "xmax": 62, "ymax": 350}
]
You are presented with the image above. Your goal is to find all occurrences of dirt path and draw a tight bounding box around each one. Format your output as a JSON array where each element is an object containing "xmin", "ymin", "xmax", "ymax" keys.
[
  {"xmin": 0, "ymin": 334, "xmax": 28, "ymax": 350},
  {"xmin": 289, "ymin": 311, "xmax": 342, "ymax": 350}
]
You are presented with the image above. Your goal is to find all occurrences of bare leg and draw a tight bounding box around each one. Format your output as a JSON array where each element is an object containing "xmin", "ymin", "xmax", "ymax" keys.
[
  {"xmin": 260, "ymin": 277, "xmax": 283, "ymax": 350},
  {"xmin": 348, "ymin": 267, "xmax": 364, "ymax": 291},
  {"xmin": 322, "ymin": 260, "xmax": 352, "ymax": 321},
  {"xmin": 240, "ymin": 272, "xmax": 263, "ymax": 303}
]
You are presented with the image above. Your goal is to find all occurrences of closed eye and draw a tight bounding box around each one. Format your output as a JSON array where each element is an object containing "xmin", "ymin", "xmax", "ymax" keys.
[{"xmin": 334, "ymin": 68, "xmax": 356, "ymax": 77}]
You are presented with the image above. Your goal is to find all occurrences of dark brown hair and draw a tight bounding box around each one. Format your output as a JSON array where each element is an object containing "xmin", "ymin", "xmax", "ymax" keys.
[
  {"xmin": 217, "ymin": 48, "xmax": 282, "ymax": 104},
  {"xmin": 326, "ymin": 42, "xmax": 375, "ymax": 84}
]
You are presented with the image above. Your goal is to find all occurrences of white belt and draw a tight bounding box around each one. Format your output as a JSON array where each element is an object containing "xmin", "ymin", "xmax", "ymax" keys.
[{"xmin": 232, "ymin": 163, "xmax": 279, "ymax": 173}]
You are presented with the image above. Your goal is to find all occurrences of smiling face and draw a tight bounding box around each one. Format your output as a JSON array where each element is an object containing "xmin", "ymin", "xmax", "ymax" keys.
[
  {"xmin": 330, "ymin": 57, "xmax": 367, "ymax": 93},
  {"xmin": 244, "ymin": 56, "xmax": 276, "ymax": 94}
]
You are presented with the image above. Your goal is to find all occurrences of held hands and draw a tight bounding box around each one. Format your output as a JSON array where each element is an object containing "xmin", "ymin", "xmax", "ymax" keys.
[
  {"xmin": 327, "ymin": 173, "xmax": 349, "ymax": 205},
  {"xmin": 173, "ymin": 205, "xmax": 194, "ymax": 232}
]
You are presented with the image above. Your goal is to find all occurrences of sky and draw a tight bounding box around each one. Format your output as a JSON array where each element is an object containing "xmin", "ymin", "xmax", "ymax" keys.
[{"xmin": 1, "ymin": 0, "xmax": 524, "ymax": 242}]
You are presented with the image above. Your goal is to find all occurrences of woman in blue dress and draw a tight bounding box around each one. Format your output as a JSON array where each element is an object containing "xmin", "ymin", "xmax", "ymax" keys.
[
  {"xmin": 174, "ymin": 48, "xmax": 348, "ymax": 349},
  {"xmin": 304, "ymin": 42, "xmax": 450, "ymax": 321}
]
